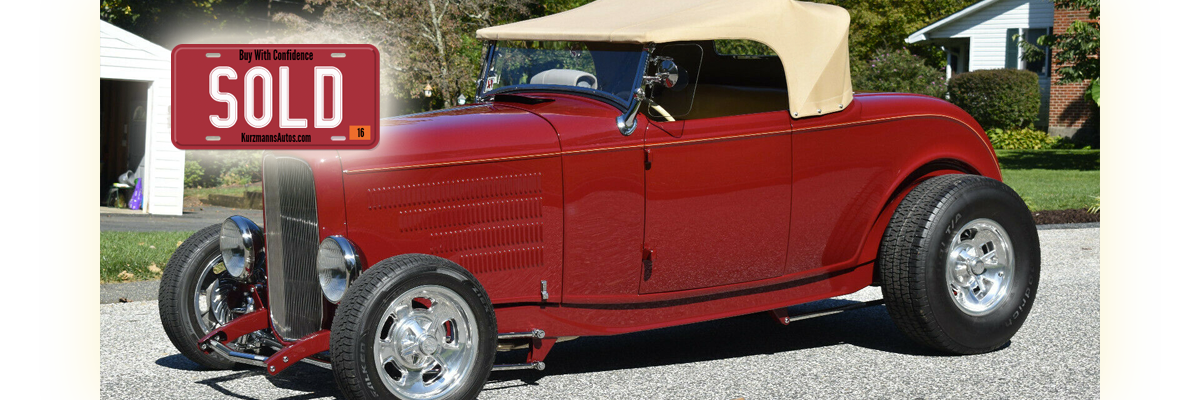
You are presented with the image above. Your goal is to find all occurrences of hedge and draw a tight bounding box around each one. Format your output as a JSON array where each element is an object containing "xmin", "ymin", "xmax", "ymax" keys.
[{"xmin": 948, "ymin": 69, "xmax": 1040, "ymax": 130}]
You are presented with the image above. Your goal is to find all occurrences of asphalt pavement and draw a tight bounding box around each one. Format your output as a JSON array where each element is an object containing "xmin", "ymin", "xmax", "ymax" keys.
[{"xmin": 99, "ymin": 226, "xmax": 1098, "ymax": 399}]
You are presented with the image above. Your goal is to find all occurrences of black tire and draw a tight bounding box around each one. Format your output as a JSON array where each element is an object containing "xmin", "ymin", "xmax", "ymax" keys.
[
  {"xmin": 158, "ymin": 224, "xmax": 238, "ymax": 369},
  {"xmin": 879, "ymin": 174, "xmax": 1040, "ymax": 354},
  {"xmin": 331, "ymin": 254, "xmax": 497, "ymax": 400}
]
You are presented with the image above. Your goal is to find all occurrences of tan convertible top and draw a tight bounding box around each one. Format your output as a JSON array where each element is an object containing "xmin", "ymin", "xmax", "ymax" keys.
[{"xmin": 477, "ymin": 0, "xmax": 853, "ymax": 118}]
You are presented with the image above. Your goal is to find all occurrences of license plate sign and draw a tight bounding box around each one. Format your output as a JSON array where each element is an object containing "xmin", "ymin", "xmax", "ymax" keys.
[{"xmin": 171, "ymin": 44, "xmax": 380, "ymax": 149}]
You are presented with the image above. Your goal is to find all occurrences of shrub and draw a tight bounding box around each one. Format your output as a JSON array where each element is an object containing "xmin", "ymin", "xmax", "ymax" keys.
[
  {"xmin": 184, "ymin": 150, "xmax": 263, "ymax": 188},
  {"xmin": 948, "ymin": 69, "xmax": 1040, "ymax": 130},
  {"xmin": 852, "ymin": 48, "xmax": 947, "ymax": 98},
  {"xmin": 184, "ymin": 161, "xmax": 205, "ymax": 188},
  {"xmin": 985, "ymin": 127, "xmax": 1086, "ymax": 150},
  {"xmin": 217, "ymin": 152, "xmax": 262, "ymax": 186}
]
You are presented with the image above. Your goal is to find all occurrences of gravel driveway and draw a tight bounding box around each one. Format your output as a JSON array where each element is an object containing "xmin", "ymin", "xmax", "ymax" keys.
[{"xmin": 100, "ymin": 227, "xmax": 1099, "ymax": 399}]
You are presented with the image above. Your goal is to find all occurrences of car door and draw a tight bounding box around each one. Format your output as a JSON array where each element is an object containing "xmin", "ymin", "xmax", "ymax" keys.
[{"xmin": 640, "ymin": 111, "xmax": 792, "ymax": 294}]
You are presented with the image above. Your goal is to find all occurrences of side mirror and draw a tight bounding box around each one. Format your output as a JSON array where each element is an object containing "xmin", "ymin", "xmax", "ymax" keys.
[{"xmin": 657, "ymin": 60, "xmax": 688, "ymax": 91}]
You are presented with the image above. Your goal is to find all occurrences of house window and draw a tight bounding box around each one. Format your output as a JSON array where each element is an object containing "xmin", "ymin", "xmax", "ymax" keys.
[
  {"xmin": 1005, "ymin": 27, "xmax": 1051, "ymax": 76},
  {"xmin": 1021, "ymin": 28, "xmax": 1051, "ymax": 76}
]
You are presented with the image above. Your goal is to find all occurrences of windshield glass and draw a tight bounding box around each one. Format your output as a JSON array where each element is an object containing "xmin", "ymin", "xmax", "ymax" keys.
[{"xmin": 481, "ymin": 41, "xmax": 645, "ymax": 105}]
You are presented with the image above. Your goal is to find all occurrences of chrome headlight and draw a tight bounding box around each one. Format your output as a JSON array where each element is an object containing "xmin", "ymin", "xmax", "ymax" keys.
[
  {"xmin": 219, "ymin": 216, "xmax": 263, "ymax": 281},
  {"xmin": 317, "ymin": 236, "xmax": 362, "ymax": 303}
]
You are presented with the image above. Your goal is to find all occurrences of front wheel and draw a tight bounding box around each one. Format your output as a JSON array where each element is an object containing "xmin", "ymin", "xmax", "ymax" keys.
[
  {"xmin": 331, "ymin": 254, "xmax": 497, "ymax": 400},
  {"xmin": 879, "ymin": 174, "xmax": 1041, "ymax": 354},
  {"xmin": 158, "ymin": 224, "xmax": 246, "ymax": 369}
]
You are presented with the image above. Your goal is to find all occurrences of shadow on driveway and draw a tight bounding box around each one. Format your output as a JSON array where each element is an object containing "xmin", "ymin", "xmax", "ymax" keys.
[
  {"xmin": 157, "ymin": 354, "xmax": 340, "ymax": 399},
  {"xmin": 486, "ymin": 298, "xmax": 956, "ymax": 389},
  {"xmin": 155, "ymin": 299, "xmax": 964, "ymax": 397}
]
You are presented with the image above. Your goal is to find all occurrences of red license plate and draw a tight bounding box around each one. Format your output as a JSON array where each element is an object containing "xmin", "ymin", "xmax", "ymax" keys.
[{"xmin": 171, "ymin": 44, "xmax": 380, "ymax": 149}]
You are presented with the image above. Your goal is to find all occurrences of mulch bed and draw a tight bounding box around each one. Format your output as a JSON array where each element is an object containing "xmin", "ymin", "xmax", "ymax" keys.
[{"xmin": 1032, "ymin": 209, "xmax": 1099, "ymax": 225}]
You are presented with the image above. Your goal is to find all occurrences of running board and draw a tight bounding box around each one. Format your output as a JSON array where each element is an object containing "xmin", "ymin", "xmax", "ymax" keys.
[
  {"xmin": 780, "ymin": 299, "xmax": 885, "ymax": 324},
  {"xmin": 493, "ymin": 329, "xmax": 552, "ymax": 372},
  {"xmin": 492, "ymin": 361, "xmax": 546, "ymax": 372},
  {"xmin": 497, "ymin": 329, "xmax": 545, "ymax": 340}
]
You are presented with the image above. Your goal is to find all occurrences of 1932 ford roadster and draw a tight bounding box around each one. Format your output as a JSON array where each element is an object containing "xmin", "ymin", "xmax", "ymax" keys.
[{"xmin": 159, "ymin": 1, "xmax": 1040, "ymax": 398}]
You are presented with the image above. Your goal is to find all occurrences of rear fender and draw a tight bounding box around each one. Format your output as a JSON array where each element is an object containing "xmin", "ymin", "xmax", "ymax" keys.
[{"xmin": 857, "ymin": 163, "xmax": 978, "ymax": 282}]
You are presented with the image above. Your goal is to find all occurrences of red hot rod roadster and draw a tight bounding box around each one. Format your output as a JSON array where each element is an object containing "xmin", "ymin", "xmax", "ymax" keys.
[{"xmin": 159, "ymin": 1, "xmax": 1040, "ymax": 399}]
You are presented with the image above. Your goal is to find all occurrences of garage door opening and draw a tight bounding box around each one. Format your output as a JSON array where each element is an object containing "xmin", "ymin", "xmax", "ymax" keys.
[{"xmin": 100, "ymin": 79, "xmax": 151, "ymax": 207}]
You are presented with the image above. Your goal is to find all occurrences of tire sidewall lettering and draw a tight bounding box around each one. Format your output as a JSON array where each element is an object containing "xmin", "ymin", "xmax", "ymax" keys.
[{"xmin": 926, "ymin": 180, "xmax": 1037, "ymax": 350}]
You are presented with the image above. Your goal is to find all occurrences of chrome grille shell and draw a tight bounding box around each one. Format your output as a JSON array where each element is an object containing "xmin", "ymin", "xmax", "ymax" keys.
[{"xmin": 262, "ymin": 155, "xmax": 323, "ymax": 341}]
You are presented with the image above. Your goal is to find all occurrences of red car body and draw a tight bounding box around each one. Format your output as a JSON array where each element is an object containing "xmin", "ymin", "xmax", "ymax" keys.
[
  {"xmin": 263, "ymin": 90, "xmax": 998, "ymax": 345},
  {"xmin": 168, "ymin": 6, "xmax": 1038, "ymax": 396}
]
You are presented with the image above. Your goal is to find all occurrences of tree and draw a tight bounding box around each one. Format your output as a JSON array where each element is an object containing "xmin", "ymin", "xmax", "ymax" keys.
[
  {"xmin": 100, "ymin": 0, "xmax": 279, "ymax": 46},
  {"xmin": 811, "ymin": 0, "xmax": 977, "ymax": 69},
  {"xmin": 300, "ymin": 0, "xmax": 532, "ymax": 110},
  {"xmin": 1022, "ymin": 0, "xmax": 1100, "ymax": 104},
  {"xmin": 853, "ymin": 48, "xmax": 947, "ymax": 98}
]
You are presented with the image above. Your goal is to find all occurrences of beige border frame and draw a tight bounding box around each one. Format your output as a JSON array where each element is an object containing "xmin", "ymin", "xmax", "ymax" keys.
[
  {"xmin": 30, "ymin": 0, "xmax": 1171, "ymax": 396},
  {"xmin": 1104, "ymin": 1, "xmax": 1161, "ymax": 396}
]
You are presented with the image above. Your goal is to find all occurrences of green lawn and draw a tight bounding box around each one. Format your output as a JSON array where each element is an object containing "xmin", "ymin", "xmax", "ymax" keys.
[
  {"xmin": 100, "ymin": 231, "xmax": 193, "ymax": 283},
  {"xmin": 996, "ymin": 149, "xmax": 1100, "ymax": 212}
]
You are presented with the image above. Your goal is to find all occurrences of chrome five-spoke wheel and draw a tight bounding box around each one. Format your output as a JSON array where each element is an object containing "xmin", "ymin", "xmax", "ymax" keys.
[
  {"xmin": 375, "ymin": 285, "xmax": 479, "ymax": 399},
  {"xmin": 880, "ymin": 175, "xmax": 1040, "ymax": 354},
  {"xmin": 331, "ymin": 254, "xmax": 497, "ymax": 400},
  {"xmin": 945, "ymin": 218, "xmax": 1014, "ymax": 316}
]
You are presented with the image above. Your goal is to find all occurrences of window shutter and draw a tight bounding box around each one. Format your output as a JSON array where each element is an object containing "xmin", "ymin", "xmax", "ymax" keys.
[
  {"xmin": 1045, "ymin": 26, "xmax": 1054, "ymax": 75},
  {"xmin": 1005, "ymin": 28, "xmax": 1019, "ymax": 69}
]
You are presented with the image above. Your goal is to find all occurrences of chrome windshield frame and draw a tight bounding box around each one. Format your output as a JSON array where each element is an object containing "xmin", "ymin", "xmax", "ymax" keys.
[{"xmin": 475, "ymin": 41, "xmax": 650, "ymax": 113}]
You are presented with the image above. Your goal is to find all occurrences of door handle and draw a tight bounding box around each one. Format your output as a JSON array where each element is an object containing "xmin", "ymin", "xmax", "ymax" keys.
[{"xmin": 642, "ymin": 246, "xmax": 656, "ymax": 281}]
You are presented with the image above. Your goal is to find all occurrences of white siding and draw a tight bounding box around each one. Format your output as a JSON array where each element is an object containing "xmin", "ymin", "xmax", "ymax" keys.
[
  {"xmin": 929, "ymin": 0, "xmax": 1055, "ymax": 70},
  {"xmin": 100, "ymin": 21, "xmax": 183, "ymax": 215},
  {"xmin": 146, "ymin": 81, "xmax": 185, "ymax": 215},
  {"xmin": 99, "ymin": 24, "xmax": 170, "ymax": 81},
  {"xmin": 920, "ymin": 0, "xmax": 1055, "ymax": 125}
]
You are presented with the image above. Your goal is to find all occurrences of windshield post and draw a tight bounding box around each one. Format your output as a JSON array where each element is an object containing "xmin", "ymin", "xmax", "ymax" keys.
[
  {"xmin": 616, "ymin": 44, "xmax": 652, "ymax": 136},
  {"xmin": 474, "ymin": 41, "xmax": 497, "ymax": 103}
]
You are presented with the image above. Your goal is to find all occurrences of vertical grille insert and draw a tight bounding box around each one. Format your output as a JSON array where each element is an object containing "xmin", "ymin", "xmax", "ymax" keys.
[{"xmin": 262, "ymin": 155, "xmax": 322, "ymax": 341}]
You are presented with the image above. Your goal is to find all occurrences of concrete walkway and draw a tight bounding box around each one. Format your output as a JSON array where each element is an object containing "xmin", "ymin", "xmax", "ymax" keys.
[{"xmin": 100, "ymin": 205, "xmax": 263, "ymax": 232}]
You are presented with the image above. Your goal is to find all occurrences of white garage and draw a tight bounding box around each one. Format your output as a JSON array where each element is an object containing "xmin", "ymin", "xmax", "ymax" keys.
[{"xmin": 100, "ymin": 20, "xmax": 184, "ymax": 215}]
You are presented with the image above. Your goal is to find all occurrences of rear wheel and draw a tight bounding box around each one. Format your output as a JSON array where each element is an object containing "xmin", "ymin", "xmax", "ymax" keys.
[
  {"xmin": 331, "ymin": 254, "xmax": 497, "ymax": 400},
  {"xmin": 879, "ymin": 174, "xmax": 1040, "ymax": 354}
]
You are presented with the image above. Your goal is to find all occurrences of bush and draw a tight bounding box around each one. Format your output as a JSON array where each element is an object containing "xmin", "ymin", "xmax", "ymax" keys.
[
  {"xmin": 852, "ymin": 48, "xmax": 947, "ymax": 98},
  {"xmin": 184, "ymin": 161, "xmax": 204, "ymax": 188},
  {"xmin": 184, "ymin": 150, "xmax": 263, "ymax": 188},
  {"xmin": 948, "ymin": 69, "xmax": 1040, "ymax": 130},
  {"xmin": 986, "ymin": 127, "xmax": 1086, "ymax": 150},
  {"xmin": 216, "ymin": 151, "xmax": 262, "ymax": 186}
]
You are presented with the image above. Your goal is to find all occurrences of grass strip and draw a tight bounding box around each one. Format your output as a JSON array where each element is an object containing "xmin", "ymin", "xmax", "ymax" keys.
[
  {"xmin": 100, "ymin": 231, "xmax": 193, "ymax": 283},
  {"xmin": 996, "ymin": 149, "xmax": 1100, "ymax": 212}
]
